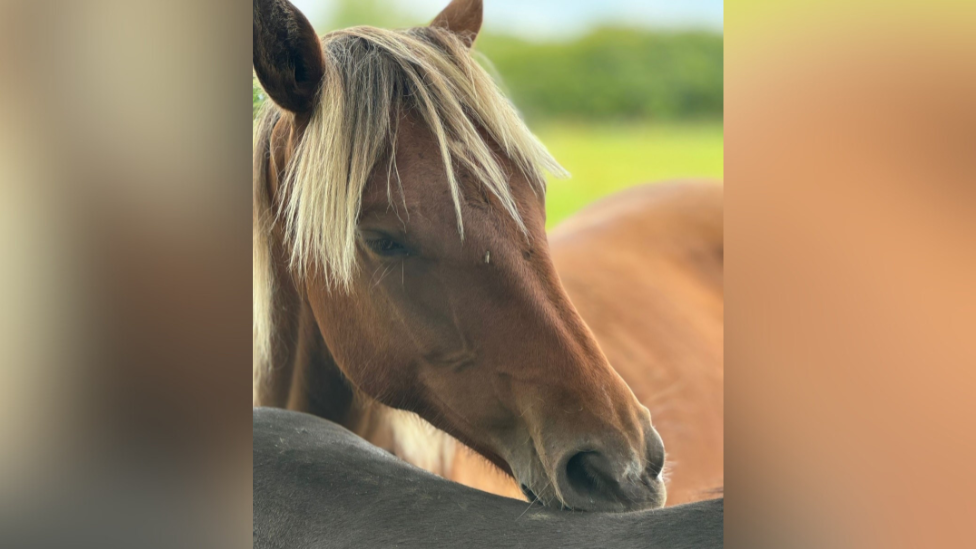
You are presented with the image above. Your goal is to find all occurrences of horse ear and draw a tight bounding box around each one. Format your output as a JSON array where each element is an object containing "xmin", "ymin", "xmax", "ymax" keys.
[
  {"xmin": 253, "ymin": 0, "xmax": 326, "ymax": 114},
  {"xmin": 430, "ymin": 0, "xmax": 483, "ymax": 48}
]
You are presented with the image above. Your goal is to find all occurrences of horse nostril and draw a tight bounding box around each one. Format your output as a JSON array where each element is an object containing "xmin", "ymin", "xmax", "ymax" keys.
[
  {"xmin": 645, "ymin": 427, "xmax": 666, "ymax": 479},
  {"xmin": 557, "ymin": 441, "xmax": 666, "ymax": 510},
  {"xmin": 564, "ymin": 451, "xmax": 615, "ymax": 498},
  {"xmin": 647, "ymin": 453, "xmax": 664, "ymax": 480}
]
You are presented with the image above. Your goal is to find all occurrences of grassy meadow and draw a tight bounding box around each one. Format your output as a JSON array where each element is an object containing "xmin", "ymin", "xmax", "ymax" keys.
[{"xmin": 534, "ymin": 122, "xmax": 724, "ymax": 228}]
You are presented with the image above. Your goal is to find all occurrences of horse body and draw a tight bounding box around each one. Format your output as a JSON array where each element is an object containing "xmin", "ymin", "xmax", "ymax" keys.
[{"xmin": 253, "ymin": 407, "xmax": 724, "ymax": 549}]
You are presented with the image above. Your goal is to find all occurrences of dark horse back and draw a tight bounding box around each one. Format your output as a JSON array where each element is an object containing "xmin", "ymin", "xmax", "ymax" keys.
[{"xmin": 253, "ymin": 408, "xmax": 723, "ymax": 549}]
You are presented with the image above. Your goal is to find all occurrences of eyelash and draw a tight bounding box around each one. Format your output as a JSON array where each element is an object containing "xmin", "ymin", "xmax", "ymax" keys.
[{"xmin": 365, "ymin": 236, "xmax": 410, "ymax": 257}]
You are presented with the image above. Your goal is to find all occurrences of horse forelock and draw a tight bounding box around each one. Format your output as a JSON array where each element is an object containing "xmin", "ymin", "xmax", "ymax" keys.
[{"xmin": 280, "ymin": 25, "xmax": 566, "ymax": 285}]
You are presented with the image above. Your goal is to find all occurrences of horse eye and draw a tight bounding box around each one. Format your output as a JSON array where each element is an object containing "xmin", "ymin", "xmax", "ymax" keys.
[{"xmin": 365, "ymin": 236, "xmax": 409, "ymax": 257}]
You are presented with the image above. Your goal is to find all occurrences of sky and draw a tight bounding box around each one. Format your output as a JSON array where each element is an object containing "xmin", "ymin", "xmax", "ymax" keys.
[{"xmin": 291, "ymin": 0, "xmax": 723, "ymax": 40}]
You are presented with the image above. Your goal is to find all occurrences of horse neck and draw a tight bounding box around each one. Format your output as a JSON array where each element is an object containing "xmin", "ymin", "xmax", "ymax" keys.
[
  {"xmin": 255, "ymin": 114, "xmax": 387, "ymax": 442},
  {"xmin": 259, "ymin": 224, "xmax": 405, "ymax": 449},
  {"xmin": 282, "ymin": 299, "xmax": 356, "ymax": 423}
]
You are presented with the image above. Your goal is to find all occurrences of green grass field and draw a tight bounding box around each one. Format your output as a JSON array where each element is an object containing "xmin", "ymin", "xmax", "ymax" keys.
[{"xmin": 533, "ymin": 122, "xmax": 724, "ymax": 228}]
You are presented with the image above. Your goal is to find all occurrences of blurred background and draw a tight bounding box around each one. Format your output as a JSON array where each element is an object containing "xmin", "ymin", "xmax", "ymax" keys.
[{"xmin": 255, "ymin": 0, "xmax": 724, "ymax": 227}]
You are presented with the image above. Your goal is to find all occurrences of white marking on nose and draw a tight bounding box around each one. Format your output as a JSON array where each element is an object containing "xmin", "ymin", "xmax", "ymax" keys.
[{"xmin": 484, "ymin": 250, "xmax": 490, "ymax": 264}]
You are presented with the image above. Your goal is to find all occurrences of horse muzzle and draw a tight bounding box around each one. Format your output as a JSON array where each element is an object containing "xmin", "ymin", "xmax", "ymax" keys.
[{"xmin": 514, "ymin": 419, "xmax": 667, "ymax": 512}]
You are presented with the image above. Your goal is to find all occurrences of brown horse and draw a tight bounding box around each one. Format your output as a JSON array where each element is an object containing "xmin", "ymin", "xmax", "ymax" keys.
[{"xmin": 253, "ymin": 0, "xmax": 721, "ymax": 509}]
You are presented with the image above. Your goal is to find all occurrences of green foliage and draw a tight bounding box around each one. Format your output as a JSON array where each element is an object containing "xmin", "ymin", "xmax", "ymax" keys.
[{"xmin": 477, "ymin": 29, "xmax": 723, "ymax": 123}]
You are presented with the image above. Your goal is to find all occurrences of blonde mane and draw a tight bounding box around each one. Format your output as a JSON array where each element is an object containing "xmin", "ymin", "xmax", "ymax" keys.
[{"xmin": 254, "ymin": 25, "xmax": 566, "ymax": 397}]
